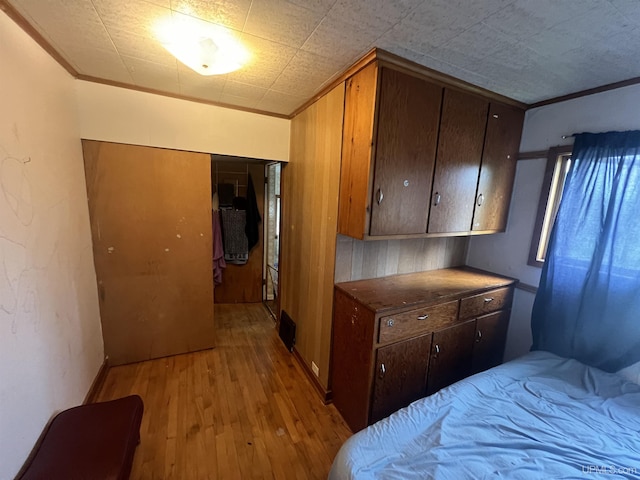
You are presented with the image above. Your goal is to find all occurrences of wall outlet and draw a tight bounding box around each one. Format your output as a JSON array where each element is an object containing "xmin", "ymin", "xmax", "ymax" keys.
[{"xmin": 311, "ymin": 361, "xmax": 319, "ymax": 377}]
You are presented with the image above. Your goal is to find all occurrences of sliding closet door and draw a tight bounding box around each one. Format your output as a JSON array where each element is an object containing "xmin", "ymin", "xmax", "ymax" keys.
[{"xmin": 82, "ymin": 140, "xmax": 214, "ymax": 365}]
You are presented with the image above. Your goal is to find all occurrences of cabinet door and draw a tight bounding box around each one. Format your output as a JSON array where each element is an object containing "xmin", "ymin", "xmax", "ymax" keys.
[
  {"xmin": 472, "ymin": 102, "xmax": 525, "ymax": 232},
  {"xmin": 332, "ymin": 290, "xmax": 377, "ymax": 432},
  {"xmin": 338, "ymin": 62, "xmax": 379, "ymax": 239},
  {"xmin": 426, "ymin": 320, "xmax": 476, "ymax": 395},
  {"xmin": 370, "ymin": 68, "xmax": 442, "ymax": 236},
  {"xmin": 371, "ymin": 334, "xmax": 432, "ymax": 424},
  {"xmin": 428, "ymin": 89, "xmax": 488, "ymax": 233},
  {"xmin": 471, "ymin": 310, "xmax": 510, "ymax": 374}
]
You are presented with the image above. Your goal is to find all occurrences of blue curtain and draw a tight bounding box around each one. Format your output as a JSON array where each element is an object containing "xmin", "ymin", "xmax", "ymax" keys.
[{"xmin": 531, "ymin": 131, "xmax": 640, "ymax": 372}]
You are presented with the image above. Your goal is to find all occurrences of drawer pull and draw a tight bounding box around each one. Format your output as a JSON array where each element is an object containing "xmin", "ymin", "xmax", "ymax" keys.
[
  {"xmin": 483, "ymin": 297, "xmax": 494, "ymax": 303},
  {"xmin": 386, "ymin": 319, "xmax": 394, "ymax": 327},
  {"xmin": 417, "ymin": 314, "xmax": 429, "ymax": 320},
  {"xmin": 379, "ymin": 363, "xmax": 386, "ymax": 379},
  {"xmin": 476, "ymin": 330, "xmax": 482, "ymax": 343}
]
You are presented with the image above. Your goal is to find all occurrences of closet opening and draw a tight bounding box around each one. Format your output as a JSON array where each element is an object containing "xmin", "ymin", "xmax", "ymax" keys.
[
  {"xmin": 210, "ymin": 155, "xmax": 282, "ymax": 318},
  {"xmin": 264, "ymin": 162, "xmax": 281, "ymax": 320}
]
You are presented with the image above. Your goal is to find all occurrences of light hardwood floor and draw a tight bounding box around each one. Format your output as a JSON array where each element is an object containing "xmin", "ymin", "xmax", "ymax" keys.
[{"xmin": 95, "ymin": 303, "xmax": 352, "ymax": 479}]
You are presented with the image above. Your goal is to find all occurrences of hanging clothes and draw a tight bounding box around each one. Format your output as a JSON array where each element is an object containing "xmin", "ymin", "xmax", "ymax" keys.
[
  {"xmin": 220, "ymin": 209, "xmax": 249, "ymax": 264},
  {"xmin": 245, "ymin": 173, "xmax": 262, "ymax": 251},
  {"xmin": 212, "ymin": 209, "xmax": 226, "ymax": 285}
]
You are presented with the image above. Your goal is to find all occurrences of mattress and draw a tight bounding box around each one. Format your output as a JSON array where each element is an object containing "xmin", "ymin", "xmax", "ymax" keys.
[{"xmin": 329, "ymin": 351, "xmax": 640, "ymax": 479}]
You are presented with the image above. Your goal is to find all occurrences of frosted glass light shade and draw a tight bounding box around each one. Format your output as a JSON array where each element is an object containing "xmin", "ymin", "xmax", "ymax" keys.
[{"xmin": 155, "ymin": 16, "xmax": 249, "ymax": 75}]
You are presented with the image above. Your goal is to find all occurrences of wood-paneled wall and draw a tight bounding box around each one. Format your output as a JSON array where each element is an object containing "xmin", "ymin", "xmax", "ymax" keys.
[
  {"xmin": 334, "ymin": 235, "xmax": 469, "ymax": 283},
  {"xmin": 280, "ymin": 84, "xmax": 345, "ymax": 390}
]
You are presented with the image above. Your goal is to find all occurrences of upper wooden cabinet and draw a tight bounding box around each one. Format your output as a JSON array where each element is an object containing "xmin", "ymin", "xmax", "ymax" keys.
[
  {"xmin": 338, "ymin": 62, "xmax": 378, "ymax": 240},
  {"xmin": 338, "ymin": 62, "xmax": 442, "ymax": 238},
  {"xmin": 370, "ymin": 69, "xmax": 442, "ymax": 235},
  {"xmin": 337, "ymin": 59, "xmax": 525, "ymax": 240},
  {"xmin": 428, "ymin": 89, "xmax": 489, "ymax": 234},
  {"xmin": 472, "ymin": 102, "xmax": 525, "ymax": 232}
]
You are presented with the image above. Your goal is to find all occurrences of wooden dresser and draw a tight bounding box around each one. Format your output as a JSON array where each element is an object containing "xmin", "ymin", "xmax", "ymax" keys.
[{"xmin": 331, "ymin": 267, "xmax": 516, "ymax": 432}]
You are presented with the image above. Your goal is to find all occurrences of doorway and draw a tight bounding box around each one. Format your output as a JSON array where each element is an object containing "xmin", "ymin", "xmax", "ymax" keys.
[
  {"xmin": 264, "ymin": 163, "xmax": 281, "ymax": 320},
  {"xmin": 211, "ymin": 156, "xmax": 283, "ymax": 314},
  {"xmin": 211, "ymin": 156, "xmax": 264, "ymax": 303},
  {"xmin": 82, "ymin": 141, "xmax": 285, "ymax": 366}
]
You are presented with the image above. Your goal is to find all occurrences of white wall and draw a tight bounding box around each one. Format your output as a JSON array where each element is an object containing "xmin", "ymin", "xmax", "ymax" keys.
[
  {"xmin": 75, "ymin": 81, "xmax": 290, "ymax": 162},
  {"xmin": 520, "ymin": 84, "xmax": 640, "ymax": 152},
  {"xmin": 467, "ymin": 83, "xmax": 640, "ymax": 361},
  {"xmin": 0, "ymin": 11, "xmax": 104, "ymax": 479}
]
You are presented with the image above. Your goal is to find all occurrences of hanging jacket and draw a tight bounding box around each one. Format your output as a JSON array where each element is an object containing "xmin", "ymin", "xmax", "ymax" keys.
[{"xmin": 245, "ymin": 173, "xmax": 262, "ymax": 251}]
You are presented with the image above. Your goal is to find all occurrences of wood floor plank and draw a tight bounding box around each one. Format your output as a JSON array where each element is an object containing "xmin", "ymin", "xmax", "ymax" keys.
[{"xmin": 95, "ymin": 303, "xmax": 351, "ymax": 479}]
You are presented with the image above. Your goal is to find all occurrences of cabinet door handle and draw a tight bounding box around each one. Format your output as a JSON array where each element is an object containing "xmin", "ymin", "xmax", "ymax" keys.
[
  {"xmin": 379, "ymin": 363, "xmax": 386, "ymax": 379},
  {"xmin": 417, "ymin": 314, "xmax": 429, "ymax": 320},
  {"xmin": 476, "ymin": 193, "xmax": 484, "ymax": 206},
  {"xmin": 433, "ymin": 344, "xmax": 440, "ymax": 358},
  {"xmin": 484, "ymin": 297, "xmax": 494, "ymax": 303},
  {"xmin": 476, "ymin": 330, "xmax": 482, "ymax": 343},
  {"xmin": 377, "ymin": 188, "xmax": 384, "ymax": 205},
  {"xmin": 433, "ymin": 192, "xmax": 441, "ymax": 206}
]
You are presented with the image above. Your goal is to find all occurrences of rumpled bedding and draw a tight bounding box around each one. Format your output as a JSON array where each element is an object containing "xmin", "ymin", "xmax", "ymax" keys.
[{"xmin": 329, "ymin": 351, "xmax": 640, "ymax": 479}]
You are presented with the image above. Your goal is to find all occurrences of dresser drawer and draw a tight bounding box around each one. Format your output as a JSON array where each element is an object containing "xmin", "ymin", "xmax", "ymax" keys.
[
  {"xmin": 459, "ymin": 286, "xmax": 513, "ymax": 320},
  {"xmin": 378, "ymin": 301, "xmax": 458, "ymax": 344}
]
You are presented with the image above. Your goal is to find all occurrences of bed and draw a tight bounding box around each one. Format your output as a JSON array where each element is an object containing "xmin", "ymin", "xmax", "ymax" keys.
[{"xmin": 329, "ymin": 351, "xmax": 640, "ymax": 479}]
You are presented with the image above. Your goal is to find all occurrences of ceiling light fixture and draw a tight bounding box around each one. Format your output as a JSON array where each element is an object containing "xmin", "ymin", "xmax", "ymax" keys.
[{"xmin": 155, "ymin": 16, "xmax": 249, "ymax": 76}]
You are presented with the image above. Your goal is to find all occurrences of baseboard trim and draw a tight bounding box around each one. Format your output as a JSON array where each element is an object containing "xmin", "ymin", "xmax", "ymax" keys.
[
  {"xmin": 83, "ymin": 358, "xmax": 110, "ymax": 404},
  {"xmin": 292, "ymin": 347, "xmax": 333, "ymax": 405}
]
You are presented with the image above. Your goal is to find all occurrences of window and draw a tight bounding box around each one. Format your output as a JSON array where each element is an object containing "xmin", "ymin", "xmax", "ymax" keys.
[{"xmin": 528, "ymin": 146, "xmax": 573, "ymax": 267}]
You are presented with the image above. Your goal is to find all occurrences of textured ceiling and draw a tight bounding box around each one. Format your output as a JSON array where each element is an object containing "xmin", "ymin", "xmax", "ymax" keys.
[{"xmin": 6, "ymin": 0, "xmax": 640, "ymax": 116}]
